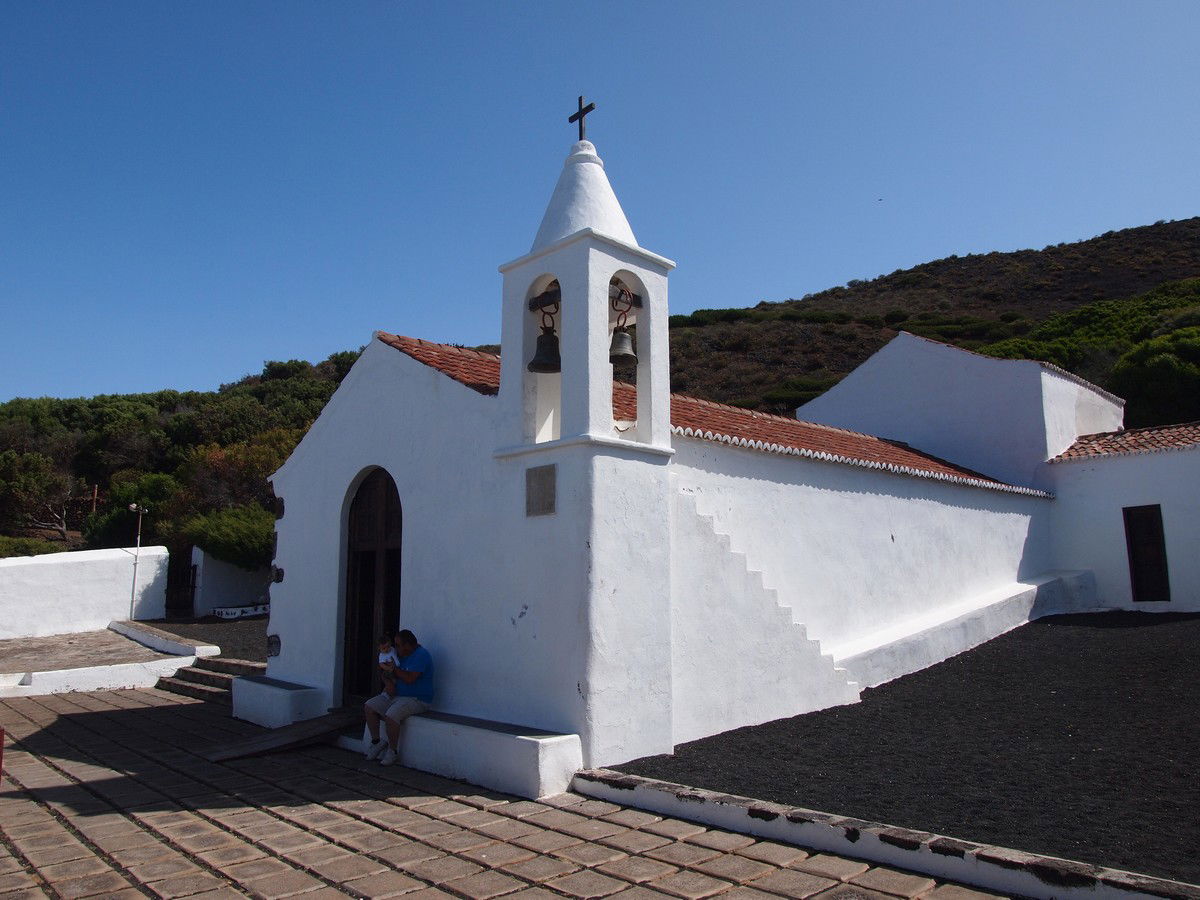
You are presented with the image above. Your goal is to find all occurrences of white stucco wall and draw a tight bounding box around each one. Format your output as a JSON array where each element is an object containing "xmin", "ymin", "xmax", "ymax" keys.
[
  {"xmin": 670, "ymin": 437, "xmax": 1054, "ymax": 654},
  {"xmin": 1038, "ymin": 368, "xmax": 1126, "ymax": 462},
  {"xmin": 191, "ymin": 547, "xmax": 271, "ymax": 617},
  {"xmin": 0, "ymin": 547, "xmax": 168, "ymax": 640},
  {"xmin": 1048, "ymin": 448, "xmax": 1200, "ymax": 610},
  {"xmin": 270, "ymin": 340, "xmax": 597, "ymax": 755},
  {"xmin": 797, "ymin": 332, "xmax": 1123, "ymax": 489}
]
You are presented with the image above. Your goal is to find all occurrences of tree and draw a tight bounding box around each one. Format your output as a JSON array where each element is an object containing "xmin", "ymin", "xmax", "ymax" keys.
[{"xmin": 0, "ymin": 450, "xmax": 84, "ymax": 540}]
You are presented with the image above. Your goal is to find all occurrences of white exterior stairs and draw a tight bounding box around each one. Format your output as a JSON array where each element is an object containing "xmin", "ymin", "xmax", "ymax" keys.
[{"xmin": 670, "ymin": 490, "xmax": 860, "ymax": 745}]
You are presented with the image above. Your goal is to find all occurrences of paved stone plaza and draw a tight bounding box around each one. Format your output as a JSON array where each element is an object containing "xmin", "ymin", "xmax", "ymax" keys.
[{"xmin": 1, "ymin": 689, "xmax": 1004, "ymax": 899}]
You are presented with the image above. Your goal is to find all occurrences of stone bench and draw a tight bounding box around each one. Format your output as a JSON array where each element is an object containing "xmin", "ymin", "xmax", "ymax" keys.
[
  {"xmin": 232, "ymin": 674, "xmax": 327, "ymax": 728},
  {"xmin": 339, "ymin": 709, "xmax": 582, "ymax": 800}
]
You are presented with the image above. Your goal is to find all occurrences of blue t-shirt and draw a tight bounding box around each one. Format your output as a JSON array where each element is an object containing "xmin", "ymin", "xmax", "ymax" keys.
[{"xmin": 394, "ymin": 645, "xmax": 433, "ymax": 703}]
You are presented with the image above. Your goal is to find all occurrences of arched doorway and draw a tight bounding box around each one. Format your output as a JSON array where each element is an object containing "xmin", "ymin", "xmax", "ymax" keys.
[{"xmin": 342, "ymin": 468, "xmax": 402, "ymax": 704}]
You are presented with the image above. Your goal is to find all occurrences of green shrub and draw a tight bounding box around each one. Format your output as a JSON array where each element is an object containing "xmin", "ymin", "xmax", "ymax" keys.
[
  {"xmin": 0, "ymin": 535, "xmax": 69, "ymax": 558},
  {"xmin": 183, "ymin": 504, "xmax": 275, "ymax": 571},
  {"xmin": 1111, "ymin": 327, "xmax": 1200, "ymax": 426}
]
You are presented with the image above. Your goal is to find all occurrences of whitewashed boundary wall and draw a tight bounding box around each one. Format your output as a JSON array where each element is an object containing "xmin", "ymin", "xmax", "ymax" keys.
[
  {"xmin": 0, "ymin": 547, "xmax": 168, "ymax": 640},
  {"xmin": 670, "ymin": 437, "xmax": 1056, "ymax": 655},
  {"xmin": 191, "ymin": 547, "xmax": 271, "ymax": 616},
  {"xmin": 1049, "ymin": 447, "xmax": 1200, "ymax": 610}
]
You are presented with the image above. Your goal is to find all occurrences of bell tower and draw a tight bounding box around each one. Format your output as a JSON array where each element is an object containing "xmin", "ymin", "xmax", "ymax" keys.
[
  {"xmin": 497, "ymin": 104, "xmax": 675, "ymax": 453},
  {"xmin": 493, "ymin": 101, "xmax": 677, "ymax": 766}
]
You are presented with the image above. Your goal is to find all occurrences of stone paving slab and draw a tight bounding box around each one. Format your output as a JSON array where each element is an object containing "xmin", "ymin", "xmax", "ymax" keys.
[
  {"xmin": 0, "ymin": 630, "xmax": 173, "ymax": 673},
  {"xmin": 0, "ymin": 689, "xmax": 1020, "ymax": 900}
]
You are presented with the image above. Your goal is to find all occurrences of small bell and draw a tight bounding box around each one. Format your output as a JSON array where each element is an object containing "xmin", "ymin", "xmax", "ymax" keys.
[
  {"xmin": 609, "ymin": 327, "xmax": 637, "ymax": 365},
  {"xmin": 527, "ymin": 326, "xmax": 562, "ymax": 373}
]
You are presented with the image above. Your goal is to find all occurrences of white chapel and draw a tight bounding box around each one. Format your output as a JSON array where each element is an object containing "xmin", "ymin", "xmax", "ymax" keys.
[{"xmin": 233, "ymin": 128, "xmax": 1200, "ymax": 798}]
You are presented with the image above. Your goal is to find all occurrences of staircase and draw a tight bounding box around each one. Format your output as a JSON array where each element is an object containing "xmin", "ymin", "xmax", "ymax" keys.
[
  {"xmin": 671, "ymin": 489, "xmax": 860, "ymax": 745},
  {"xmin": 157, "ymin": 657, "xmax": 266, "ymax": 703}
]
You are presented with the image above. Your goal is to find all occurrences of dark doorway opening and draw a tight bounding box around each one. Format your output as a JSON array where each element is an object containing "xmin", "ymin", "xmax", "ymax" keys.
[
  {"xmin": 1123, "ymin": 504, "xmax": 1170, "ymax": 603},
  {"xmin": 342, "ymin": 468, "xmax": 402, "ymax": 704}
]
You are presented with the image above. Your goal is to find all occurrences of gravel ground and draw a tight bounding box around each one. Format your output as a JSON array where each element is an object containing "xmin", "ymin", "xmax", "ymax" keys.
[
  {"xmin": 146, "ymin": 615, "xmax": 269, "ymax": 662},
  {"xmin": 618, "ymin": 611, "xmax": 1200, "ymax": 885}
]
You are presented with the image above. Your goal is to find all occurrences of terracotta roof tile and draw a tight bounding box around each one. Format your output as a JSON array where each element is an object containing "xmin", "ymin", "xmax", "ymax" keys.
[
  {"xmin": 1052, "ymin": 421, "xmax": 1200, "ymax": 462},
  {"xmin": 377, "ymin": 332, "xmax": 1042, "ymax": 495},
  {"xmin": 376, "ymin": 332, "xmax": 501, "ymax": 396}
]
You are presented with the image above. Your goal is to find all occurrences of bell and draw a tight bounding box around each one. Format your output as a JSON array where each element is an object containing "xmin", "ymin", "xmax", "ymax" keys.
[
  {"xmin": 527, "ymin": 326, "xmax": 561, "ymax": 373},
  {"xmin": 609, "ymin": 327, "xmax": 637, "ymax": 365}
]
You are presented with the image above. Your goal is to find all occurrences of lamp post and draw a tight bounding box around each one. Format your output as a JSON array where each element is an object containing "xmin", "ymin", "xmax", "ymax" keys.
[{"xmin": 129, "ymin": 504, "xmax": 148, "ymax": 620}]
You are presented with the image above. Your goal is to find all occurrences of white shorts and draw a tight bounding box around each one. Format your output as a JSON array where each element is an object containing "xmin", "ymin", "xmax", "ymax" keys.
[{"xmin": 365, "ymin": 693, "xmax": 429, "ymax": 723}]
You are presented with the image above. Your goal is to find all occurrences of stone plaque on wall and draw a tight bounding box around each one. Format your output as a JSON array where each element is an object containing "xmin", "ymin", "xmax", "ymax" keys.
[{"xmin": 526, "ymin": 464, "xmax": 556, "ymax": 517}]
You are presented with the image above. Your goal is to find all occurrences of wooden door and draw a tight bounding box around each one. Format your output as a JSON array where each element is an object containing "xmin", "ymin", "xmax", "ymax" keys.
[
  {"xmin": 1123, "ymin": 504, "xmax": 1170, "ymax": 603},
  {"xmin": 342, "ymin": 469, "xmax": 403, "ymax": 703}
]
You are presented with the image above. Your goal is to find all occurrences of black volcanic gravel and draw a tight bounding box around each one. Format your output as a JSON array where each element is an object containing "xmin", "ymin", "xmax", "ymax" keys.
[
  {"xmin": 147, "ymin": 615, "xmax": 268, "ymax": 662},
  {"xmin": 617, "ymin": 612, "xmax": 1200, "ymax": 884}
]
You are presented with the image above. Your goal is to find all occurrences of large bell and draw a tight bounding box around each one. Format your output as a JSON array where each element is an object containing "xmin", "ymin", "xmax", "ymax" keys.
[
  {"xmin": 527, "ymin": 326, "xmax": 561, "ymax": 373},
  {"xmin": 609, "ymin": 327, "xmax": 637, "ymax": 365}
]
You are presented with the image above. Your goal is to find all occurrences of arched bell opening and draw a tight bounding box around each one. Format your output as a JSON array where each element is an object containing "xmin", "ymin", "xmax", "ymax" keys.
[
  {"xmin": 609, "ymin": 271, "xmax": 648, "ymax": 436},
  {"xmin": 524, "ymin": 275, "xmax": 562, "ymax": 444},
  {"xmin": 341, "ymin": 467, "xmax": 402, "ymax": 706}
]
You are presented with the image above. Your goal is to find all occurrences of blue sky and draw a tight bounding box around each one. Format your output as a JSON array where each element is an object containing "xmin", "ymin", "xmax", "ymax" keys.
[{"xmin": 2, "ymin": 1, "xmax": 1197, "ymax": 402}]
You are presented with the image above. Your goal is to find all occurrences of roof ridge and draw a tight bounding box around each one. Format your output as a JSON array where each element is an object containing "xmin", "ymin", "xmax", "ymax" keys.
[
  {"xmin": 376, "ymin": 332, "xmax": 1033, "ymax": 495},
  {"xmin": 1078, "ymin": 419, "xmax": 1200, "ymax": 440},
  {"xmin": 375, "ymin": 331, "xmax": 501, "ymax": 362}
]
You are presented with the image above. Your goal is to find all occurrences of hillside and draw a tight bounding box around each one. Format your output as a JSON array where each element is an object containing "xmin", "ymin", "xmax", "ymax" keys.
[
  {"xmin": 1, "ymin": 217, "xmax": 1197, "ymax": 561},
  {"xmin": 666, "ymin": 217, "xmax": 1200, "ymax": 411}
]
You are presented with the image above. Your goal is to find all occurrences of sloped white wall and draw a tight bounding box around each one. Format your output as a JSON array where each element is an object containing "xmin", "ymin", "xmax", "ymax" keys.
[
  {"xmin": 797, "ymin": 332, "xmax": 1122, "ymax": 489},
  {"xmin": 0, "ymin": 547, "xmax": 168, "ymax": 639},
  {"xmin": 1048, "ymin": 448, "xmax": 1200, "ymax": 610},
  {"xmin": 671, "ymin": 437, "xmax": 1053, "ymax": 652},
  {"xmin": 191, "ymin": 547, "xmax": 270, "ymax": 616},
  {"xmin": 1039, "ymin": 368, "xmax": 1126, "ymax": 463}
]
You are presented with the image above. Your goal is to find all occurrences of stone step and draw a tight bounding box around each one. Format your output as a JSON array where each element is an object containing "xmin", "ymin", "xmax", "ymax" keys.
[
  {"xmin": 156, "ymin": 676, "xmax": 230, "ymax": 704},
  {"xmin": 173, "ymin": 667, "xmax": 233, "ymax": 690},
  {"xmin": 196, "ymin": 657, "xmax": 267, "ymax": 677}
]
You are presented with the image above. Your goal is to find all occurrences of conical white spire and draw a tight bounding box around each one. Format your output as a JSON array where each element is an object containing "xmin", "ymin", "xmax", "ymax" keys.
[{"xmin": 530, "ymin": 141, "xmax": 637, "ymax": 253}]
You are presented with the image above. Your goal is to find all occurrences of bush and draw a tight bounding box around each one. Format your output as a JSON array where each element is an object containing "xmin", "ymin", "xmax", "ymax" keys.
[
  {"xmin": 183, "ymin": 504, "xmax": 275, "ymax": 570},
  {"xmin": 0, "ymin": 535, "xmax": 69, "ymax": 558},
  {"xmin": 1111, "ymin": 327, "xmax": 1200, "ymax": 426}
]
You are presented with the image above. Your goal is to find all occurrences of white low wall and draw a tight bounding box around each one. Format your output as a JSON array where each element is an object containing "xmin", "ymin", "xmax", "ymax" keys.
[
  {"xmin": 833, "ymin": 571, "xmax": 1096, "ymax": 688},
  {"xmin": 0, "ymin": 547, "xmax": 168, "ymax": 640},
  {"xmin": 192, "ymin": 547, "xmax": 271, "ymax": 616}
]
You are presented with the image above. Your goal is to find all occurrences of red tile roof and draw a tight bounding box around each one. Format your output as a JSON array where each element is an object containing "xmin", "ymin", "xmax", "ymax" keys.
[
  {"xmin": 376, "ymin": 332, "xmax": 1044, "ymax": 495},
  {"xmin": 376, "ymin": 333, "xmax": 501, "ymax": 396},
  {"xmin": 1052, "ymin": 421, "xmax": 1200, "ymax": 462}
]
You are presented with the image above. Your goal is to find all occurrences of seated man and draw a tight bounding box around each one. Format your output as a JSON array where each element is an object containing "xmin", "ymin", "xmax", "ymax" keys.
[{"xmin": 363, "ymin": 629, "xmax": 433, "ymax": 766}]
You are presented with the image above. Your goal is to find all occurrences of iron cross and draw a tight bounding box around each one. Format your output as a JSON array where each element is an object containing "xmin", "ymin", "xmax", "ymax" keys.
[{"xmin": 568, "ymin": 95, "xmax": 596, "ymax": 141}]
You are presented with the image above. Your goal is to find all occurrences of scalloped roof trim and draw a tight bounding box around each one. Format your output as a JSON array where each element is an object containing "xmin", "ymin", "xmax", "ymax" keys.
[{"xmin": 671, "ymin": 426, "xmax": 1052, "ymax": 497}]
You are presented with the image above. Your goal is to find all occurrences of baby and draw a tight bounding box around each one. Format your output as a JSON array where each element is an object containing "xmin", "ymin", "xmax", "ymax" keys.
[{"xmin": 377, "ymin": 634, "xmax": 400, "ymax": 692}]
